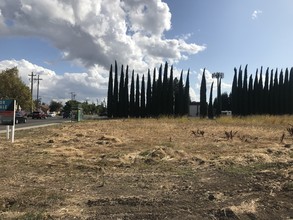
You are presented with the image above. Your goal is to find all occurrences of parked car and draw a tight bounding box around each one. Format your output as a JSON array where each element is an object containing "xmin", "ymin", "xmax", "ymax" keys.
[
  {"xmin": 15, "ymin": 112, "xmax": 27, "ymax": 124},
  {"xmin": 32, "ymin": 111, "xmax": 47, "ymax": 119},
  {"xmin": 47, "ymin": 112, "xmax": 56, "ymax": 117}
]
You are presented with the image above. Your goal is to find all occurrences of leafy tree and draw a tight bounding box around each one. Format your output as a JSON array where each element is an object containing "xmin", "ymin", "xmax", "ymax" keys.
[
  {"xmin": 0, "ymin": 67, "xmax": 32, "ymax": 111},
  {"xmin": 63, "ymin": 100, "xmax": 80, "ymax": 115},
  {"xmin": 49, "ymin": 100, "xmax": 63, "ymax": 112}
]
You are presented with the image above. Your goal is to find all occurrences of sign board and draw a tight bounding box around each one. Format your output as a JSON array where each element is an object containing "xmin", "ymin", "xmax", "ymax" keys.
[
  {"xmin": 0, "ymin": 99, "xmax": 16, "ymax": 143},
  {"xmin": 0, "ymin": 99, "xmax": 15, "ymax": 125}
]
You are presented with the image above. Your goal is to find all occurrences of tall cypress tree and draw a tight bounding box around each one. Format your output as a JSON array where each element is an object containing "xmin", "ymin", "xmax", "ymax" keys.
[
  {"xmin": 141, "ymin": 75, "xmax": 146, "ymax": 117},
  {"xmin": 253, "ymin": 69, "xmax": 259, "ymax": 114},
  {"xmin": 248, "ymin": 75, "xmax": 254, "ymax": 115},
  {"xmin": 162, "ymin": 62, "xmax": 169, "ymax": 115},
  {"xmin": 200, "ymin": 68, "xmax": 207, "ymax": 118},
  {"xmin": 157, "ymin": 65, "xmax": 163, "ymax": 115},
  {"xmin": 279, "ymin": 70, "xmax": 285, "ymax": 114},
  {"xmin": 151, "ymin": 68, "xmax": 157, "ymax": 116},
  {"xmin": 231, "ymin": 68, "xmax": 238, "ymax": 115},
  {"xmin": 263, "ymin": 68, "xmax": 270, "ymax": 114},
  {"xmin": 208, "ymin": 82, "xmax": 214, "ymax": 119},
  {"xmin": 273, "ymin": 69, "xmax": 279, "ymax": 114},
  {"xmin": 168, "ymin": 66, "xmax": 174, "ymax": 115},
  {"xmin": 118, "ymin": 65, "xmax": 125, "ymax": 117},
  {"xmin": 113, "ymin": 61, "xmax": 119, "ymax": 117},
  {"xmin": 242, "ymin": 65, "xmax": 248, "ymax": 115},
  {"xmin": 288, "ymin": 67, "xmax": 293, "ymax": 114},
  {"xmin": 258, "ymin": 67, "xmax": 264, "ymax": 114},
  {"xmin": 146, "ymin": 69, "xmax": 152, "ymax": 117},
  {"xmin": 124, "ymin": 65, "xmax": 129, "ymax": 117},
  {"xmin": 269, "ymin": 69, "xmax": 274, "ymax": 114},
  {"xmin": 184, "ymin": 70, "xmax": 190, "ymax": 115},
  {"xmin": 177, "ymin": 71, "xmax": 184, "ymax": 116},
  {"xmin": 237, "ymin": 66, "xmax": 243, "ymax": 115},
  {"xmin": 107, "ymin": 64, "xmax": 113, "ymax": 118},
  {"xmin": 129, "ymin": 70, "xmax": 135, "ymax": 117},
  {"xmin": 284, "ymin": 68, "xmax": 290, "ymax": 114},
  {"xmin": 135, "ymin": 74, "xmax": 140, "ymax": 117}
]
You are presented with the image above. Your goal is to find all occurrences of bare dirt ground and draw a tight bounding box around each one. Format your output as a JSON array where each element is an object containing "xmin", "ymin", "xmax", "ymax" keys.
[{"xmin": 0, "ymin": 117, "xmax": 293, "ymax": 220}]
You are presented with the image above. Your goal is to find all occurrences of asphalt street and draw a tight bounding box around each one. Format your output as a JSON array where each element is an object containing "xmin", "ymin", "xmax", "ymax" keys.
[{"xmin": 0, "ymin": 116, "xmax": 71, "ymax": 133}]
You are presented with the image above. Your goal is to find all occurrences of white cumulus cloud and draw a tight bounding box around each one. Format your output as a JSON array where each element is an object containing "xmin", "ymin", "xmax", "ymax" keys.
[{"xmin": 0, "ymin": 0, "xmax": 206, "ymax": 103}]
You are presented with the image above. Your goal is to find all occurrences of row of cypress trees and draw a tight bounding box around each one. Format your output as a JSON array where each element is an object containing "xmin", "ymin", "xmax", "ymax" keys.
[
  {"xmin": 231, "ymin": 65, "xmax": 293, "ymax": 116},
  {"xmin": 107, "ymin": 61, "xmax": 190, "ymax": 118}
]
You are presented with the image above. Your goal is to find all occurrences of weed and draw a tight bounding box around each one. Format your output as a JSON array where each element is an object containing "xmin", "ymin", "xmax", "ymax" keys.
[{"xmin": 17, "ymin": 212, "xmax": 44, "ymax": 220}]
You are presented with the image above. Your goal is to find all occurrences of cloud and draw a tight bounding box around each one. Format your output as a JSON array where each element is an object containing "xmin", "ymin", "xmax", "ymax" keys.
[
  {"xmin": 252, "ymin": 10, "xmax": 263, "ymax": 20},
  {"xmin": 0, "ymin": 0, "xmax": 205, "ymax": 71},
  {"xmin": 0, "ymin": 0, "xmax": 206, "ymax": 104}
]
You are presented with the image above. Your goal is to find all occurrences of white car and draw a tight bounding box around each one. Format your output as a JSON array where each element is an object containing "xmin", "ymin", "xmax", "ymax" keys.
[{"xmin": 48, "ymin": 112, "xmax": 56, "ymax": 117}]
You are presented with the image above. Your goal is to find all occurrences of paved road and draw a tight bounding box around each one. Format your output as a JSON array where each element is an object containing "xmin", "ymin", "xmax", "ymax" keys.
[{"xmin": 0, "ymin": 116, "xmax": 71, "ymax": 133}]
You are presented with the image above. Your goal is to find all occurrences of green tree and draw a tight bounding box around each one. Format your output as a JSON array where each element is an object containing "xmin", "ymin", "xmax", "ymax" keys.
[
  {"xmin": 141, "ymin": 75, "xmax": 146, "ymax": 117},
  {"xmin": 63, "ymin": 100, "xmax": 80, "ymax": 115},
  {"xmin": 168, "ymin": 66, "xmax": 174, "ymax": 115},
  {"xmin": 118, "ymin": 65, "xmax": 125, "ymax": 117},
  {"xmin": 146, "ymin": 69, "xmax": 152, "ymax": 117},
  {"xmin": 129, "ymin": 70, "xmax": 135, "ymax": 117},
  {"xmin": 113, "ymin": 61, "xmax": 119, "ymax": 117},
  {"xmin": 107, "ymin": 64, "xmax": 113, "ymax": 117},
  {"xmin": 231, "ymin": 68, "xmax": 238, "ymax": 115},
  {"xmin": 135, "ymin": 74, "xmax": 140, "ymax": 117},
  {"xmin": 0, "ymin": 67, "xmax": 32, "ymax": 111},
  {"xmin": 124, "ymin": 65, "xmax": 129, "ymax": 117},
  {"xmin": 184, "ymin": 70, "xmax": 190, "ymax": 115},
  {"xmin": 49, "ymin": 100, "xmax": 63, "ymax": 112},
  {"xmin": 200, "ymin": 69, "xmax": 207, "ymax": 118},
  {"xmin": 208, "ymin": 82, "xmax": 214, "ymax": 119}
]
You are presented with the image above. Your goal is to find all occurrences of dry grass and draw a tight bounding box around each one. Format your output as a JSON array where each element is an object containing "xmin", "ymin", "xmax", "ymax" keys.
[{"xmin": 0, "ymin": 116, "xmax": 293, "ymax": 219}]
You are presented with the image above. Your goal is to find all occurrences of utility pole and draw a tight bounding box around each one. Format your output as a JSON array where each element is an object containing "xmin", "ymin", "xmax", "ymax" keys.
[
  {"xmin": 212, "ymin": 72, "xmax": 224, "ymax": 116},
  {"xmin": 70, "ymin": 92, "xmax": 76, "ymax": 100},
  {"xmin": 28, "ymin": 72, "xmax": 36, "ymax": 112},
  {"xmin": 34, "ymin": 75, "xmax": 43, "ymax": 109}
]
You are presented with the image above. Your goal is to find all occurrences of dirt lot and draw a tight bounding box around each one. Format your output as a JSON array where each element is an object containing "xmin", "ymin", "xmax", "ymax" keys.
[{"xmin": 0, "ymin": 116, "xmax": 293, "ymax": 219}]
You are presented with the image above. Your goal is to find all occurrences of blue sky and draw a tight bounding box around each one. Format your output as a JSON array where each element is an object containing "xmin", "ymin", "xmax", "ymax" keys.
[{"xmin": 0, "ymin": 0, "xmax": 293, "ymax": 104}]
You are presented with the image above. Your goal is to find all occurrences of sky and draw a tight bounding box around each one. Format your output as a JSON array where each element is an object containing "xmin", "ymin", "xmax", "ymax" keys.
[{"xmin": 0, "ymin": 0, "xmax": 293, "ymax": 105}]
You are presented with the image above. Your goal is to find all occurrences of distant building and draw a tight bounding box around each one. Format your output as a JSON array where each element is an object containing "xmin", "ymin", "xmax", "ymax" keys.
[{"xmin": 189, "ymin": 101, "xmax": 200, "ymax": 117}]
